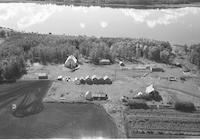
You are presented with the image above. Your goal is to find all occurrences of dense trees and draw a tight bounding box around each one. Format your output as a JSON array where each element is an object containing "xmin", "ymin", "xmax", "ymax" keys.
[
  {"xmin": 0, "ymin": 31, "xmax": 173, "ymax": 81},
  {"xmin": 189, "ymin": 43, "xmax": 200, "ymax": 68},
  {"xmin": 110, "ymin": 39, "xmax": 172, "ymax": 63},
  {"xmin": 175, "ymin": 101, "xmax": 196, "ymax": 112},
  {"xmin": 0, "ymin": 30, "xmax": 6, "ymax": 38},
  {"xmin": 0, "ymin": 56, "xmax": 26, "ymax": 80},
  {"xmin": 89, "ymin": 42, "xmax": 113, "ymax": 64}
]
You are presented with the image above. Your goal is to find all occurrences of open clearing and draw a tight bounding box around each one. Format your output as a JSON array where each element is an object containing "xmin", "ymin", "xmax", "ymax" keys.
[{"xmin": 20, "ymin": 60, "xmax": 200, "ymax": 138}]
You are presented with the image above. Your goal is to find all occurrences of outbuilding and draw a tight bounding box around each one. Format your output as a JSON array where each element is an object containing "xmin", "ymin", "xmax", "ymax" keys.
[
  {"xmin": 92, "ymin": 93, "xmax": 108, "ymax": 100},
  {"xmin": 85, "ymin": 75, "xmax": 93, "ymax": 85},
  {"xmin": 103, "ymin": 76, "xmax": 112, "ymax": 84},
  {"xmin": 85, "ymin": 91, "xmax": 92, "ymax": 100},
  {"xmin": 57, "ymin": 76, "xmax": 63, "ymax": 81},
  {"xmin": 119, "ymin": 61, "xmax": 125, "ymax": 67},
  {"xmin": 182, "ymin": 66, "xmax": 190, "ymax": 72},
  {"xmin": 80, "ymin": 77, "xmax": 85, "ymax": 84},
  {"xmin": 74, "ymin": 77, "xmax": 80, "ymax": 85},
  {"xmin": 38, "ymin": 73, "xmax": 48, "ymax": 79},
  {"xmin": 99, "ymin": 59, "xmax": 111, "ymax": 65},
  {"xmin": 150, "ymin": 67, "xmax": 164, "ymax": 72},
  {"xmin": 98, "ymin": 77, "xmax": 105, "ymax": 84},
  {"xmin": 92, "ymin": 75, "xmax": 99, "ymax": 84}
]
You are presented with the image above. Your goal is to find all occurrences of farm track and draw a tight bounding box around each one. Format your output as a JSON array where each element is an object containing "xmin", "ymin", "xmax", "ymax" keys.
[{"xmin": 0, "ymin": 80, "xmax": 52, "ymax": 110}]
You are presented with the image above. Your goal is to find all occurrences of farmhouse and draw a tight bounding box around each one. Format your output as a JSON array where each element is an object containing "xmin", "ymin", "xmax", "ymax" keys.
[{"xmin": 145, "ymin": 84, "xmax": 155, "ymax": 94}]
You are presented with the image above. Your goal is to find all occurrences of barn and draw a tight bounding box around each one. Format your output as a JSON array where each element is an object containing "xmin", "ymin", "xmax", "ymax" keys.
[{"xmin": 64, "ymin": 55, "xmax": 78, "ymax": 69}]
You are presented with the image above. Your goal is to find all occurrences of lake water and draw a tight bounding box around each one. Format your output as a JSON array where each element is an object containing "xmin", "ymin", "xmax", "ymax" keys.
[{"xmin": 0, "ymin": 3, "xmax": 200, "ymax": 45}]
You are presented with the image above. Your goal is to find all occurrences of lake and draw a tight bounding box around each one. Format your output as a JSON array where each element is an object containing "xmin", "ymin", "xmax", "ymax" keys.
[{"xmin": 0, "ymin": 3, "xmax": 200, "ymax": 45}]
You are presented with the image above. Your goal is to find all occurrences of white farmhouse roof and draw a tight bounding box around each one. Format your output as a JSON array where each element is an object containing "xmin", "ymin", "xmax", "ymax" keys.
[{"xmin": 145, "ymin": 84, "xmax": 155, "ymax": 94}]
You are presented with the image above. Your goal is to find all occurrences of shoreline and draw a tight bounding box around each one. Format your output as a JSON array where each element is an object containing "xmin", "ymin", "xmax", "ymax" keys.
[{"xmin": 0, "ymin": 0, "xmax": 200, "ymax": 9}]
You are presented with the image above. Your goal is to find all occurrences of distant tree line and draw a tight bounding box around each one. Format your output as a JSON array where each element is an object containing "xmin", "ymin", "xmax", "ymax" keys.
[
  {"xmin": 0, "ymin": 31, "xmax": 173, "ymax": 80},
  {"xmin": 31, "ymin": 0, "xmax": 194, "ymax": 5}
]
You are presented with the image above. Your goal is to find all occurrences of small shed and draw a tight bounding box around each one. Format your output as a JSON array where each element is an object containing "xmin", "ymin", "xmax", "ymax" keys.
[
  {"xmin": 57, "ymin": 76, "xmax": 63, "ymax": 81},
  {"xmin": 121, "ymin": 96, "xmax": 129, "ymax": 103},
  {"xmin": 174, "ymin": 62, "xmax": 182, "ymax": 68},
  {"xmin": 74, "ymin": 77, "xmax": 80, "ymax": 85},
  {"xmin": 12, "ymin": 104, "xmax": 17, "ymax": 111},
  {"xmin": 92, "ymin": 75, "xmax": 99, "ymax": 84},
  {"xmin": 92, "ymin": 92, "xmax": 108, "ymax": 100},
  {"xmin": 98, "ymin": 77, "xmax": 105, "ymax": 84},
  {"xmin": 119, "ymin": 61, "xmax": 125, "ymax": 67},
  {"xmin": 103, "ymin": 76, "xmax": 112, "ymax": 84},
  {"xmin": 182, "ymin": 66, "xmax": 190, "ymax": 72},
  {"xmin": 85, "ymin": 91, "xmax": 92, "ymax": 100},
  {"xmin": 38, "ymin": 73, "xmax": 48, "ymax": 79},
  {"xmin": 85, "ymin": 75, "xmax": 93, "ymax": 85},
  {"xmin": 80, "ymin": 77, "xmax": 85, "ymax": 84},
  {"xmin": 99, "ymin": 59, "xmax": 111, "ymax": 65},
  {"xmin": 135, "ymin": 65, "xmax": 147, "ymax": 70},
  {"xmin": 136, "ymin": 92, "xmax": 143, "ymax": 97},
  {"xmin": 150, "ymin": 67, "xmax": 164, "ymax": 72},
  {"xmin": 169, "ymin": 77, "xmax": 177, "ymax": 81}
]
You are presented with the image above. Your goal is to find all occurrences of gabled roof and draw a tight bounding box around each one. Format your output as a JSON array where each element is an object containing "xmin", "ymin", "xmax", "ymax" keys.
[{"xmin": 66, "ymin": 55, "xmax": 77, "ymax": 63}]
